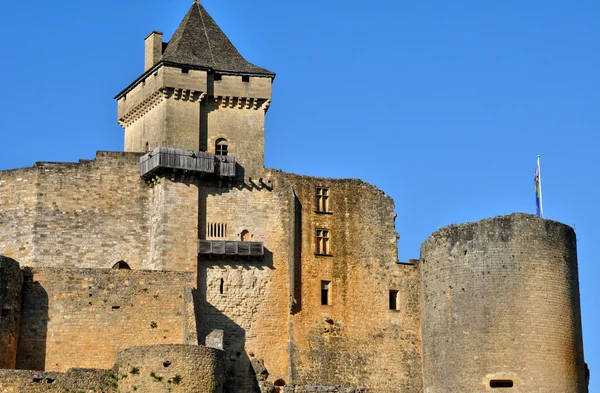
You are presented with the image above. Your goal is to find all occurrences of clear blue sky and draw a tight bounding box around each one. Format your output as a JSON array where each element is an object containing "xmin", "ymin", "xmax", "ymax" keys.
[{"xmin": 1, "ymin": 0, "xmax": 598, "ymax": 388}]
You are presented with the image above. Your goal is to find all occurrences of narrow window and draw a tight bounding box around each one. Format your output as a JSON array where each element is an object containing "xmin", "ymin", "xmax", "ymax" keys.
[
  {"xmin": 242, "ymin": 75, "xmax": 250, "ymax": 82},
  {"xmin": 321, "ymin": 281, "xmax": 331, "ymax": 305},
  {"xmin": 214, "ymin": 73, "xmax": 222, "ymax": 81},
  {"xmin": 316, "ymin": 187, "xmax": 330, "ymax": 212},
  {"xmin": 145, "ymin": 142, "xmax": 149, "ymax": 152},
  {"xmin": 219, "ymin": 278, "xmax": 224, "ymax": 295},
  {"xmin": 490, "ymin": 380, "xmax": 514, "ymax": 388},
  {"xmin": 181, "ymin": 67, "xmax": 189, "ymax": 74},
  {"xmin": 316, "ymin": 229, "xmax": 331, "ymax": 255},
  {"xmin": 389, "ymin": 290, "xmax": 399, "ymax": 310},
  {"xmin": 216, "ymin": 139, "xmax": 228, "ymax": 156}
]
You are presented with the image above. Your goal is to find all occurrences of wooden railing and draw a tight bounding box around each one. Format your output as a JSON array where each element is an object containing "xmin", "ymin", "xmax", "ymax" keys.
[
  {"xmin": 198, "ymin": 240, "xmax": 264, "ymax": 257},
  {"xmin": 140, "ymin": 147, "xmax": 236, "ymax": 178}
]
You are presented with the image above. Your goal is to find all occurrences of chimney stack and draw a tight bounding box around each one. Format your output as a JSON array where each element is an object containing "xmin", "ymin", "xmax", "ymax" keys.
[{"xmin": 144, "ymin": 31, "xmax": 163, "ymax": 71}]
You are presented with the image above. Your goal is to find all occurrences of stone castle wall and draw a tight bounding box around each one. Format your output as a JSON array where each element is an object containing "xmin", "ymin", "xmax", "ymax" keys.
[
  {"xmin": 0, "ymin": 168, "xmax": 39, "ymax": 263},
  {"xmin": 420, "ymin": 213, "xmax": 587, "ymax": 393},
  {"xmin": 279, "ymin": 173, "xmax": 422, "ymax": 393},
  {"xmin": 114, "ymin": 345, "xmax": 226, "ymax": 393},
  {"xmin": 0, "ymin": 368, "xmax": 112, "ymax": 393},
  {"xmin": 0, "ymin": 345, "xmax": 226, "ymax": 393},
  {"xmin": 0, "ymin": 152, "xmax": 150, "ymax": 269},
  {"xmin": 0, "ymin": 256, "xmax": 23, "ymax": 369},
  {"xmin": 197, "ymin": 178, "xmax": 291, "ymax": 392},
  {"xmin": 16, "ymin": 267, "xmax": 195, "ymax": 372},
  {"xmin": 148, "ymin": 176, "xmax": 199, "ymax": 273}
]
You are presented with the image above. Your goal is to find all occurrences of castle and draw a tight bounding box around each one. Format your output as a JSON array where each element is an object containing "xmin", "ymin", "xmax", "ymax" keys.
[{"xmin": 0, "ymin": 3, "xmax": 588, "ymax": 393}]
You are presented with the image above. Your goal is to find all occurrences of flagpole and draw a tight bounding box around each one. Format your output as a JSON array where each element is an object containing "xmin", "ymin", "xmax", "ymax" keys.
[{"xmin": 537, "ymin": 155, "xmax": 544, "ymax": 218}]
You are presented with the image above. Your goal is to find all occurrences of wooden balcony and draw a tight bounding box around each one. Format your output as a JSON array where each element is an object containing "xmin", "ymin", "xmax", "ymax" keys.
[
  {"xmin": 140, "ymin": 147, "xmax": 236, "ymax": 179},
  {"xmin": 198, "ymin": 240, "xmax": 264, "ymax": 258}
]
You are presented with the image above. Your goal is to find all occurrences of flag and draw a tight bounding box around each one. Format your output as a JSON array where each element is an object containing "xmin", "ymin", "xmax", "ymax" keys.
[{"xmin": 534, "ymin": 157, "xmax": 543, "ymax": 218}]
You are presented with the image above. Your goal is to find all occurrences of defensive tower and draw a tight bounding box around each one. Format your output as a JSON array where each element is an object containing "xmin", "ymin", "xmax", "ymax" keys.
[
  {"xmin": 116, "ymin": 2, "xmax": 275, "ymax": 178},
  {"xmin": 420, "ymin": 213, "xmax": 587, "ymax": 393}
]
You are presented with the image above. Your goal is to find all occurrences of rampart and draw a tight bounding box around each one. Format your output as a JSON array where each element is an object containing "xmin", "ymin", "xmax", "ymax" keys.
[
  {"xmin": 0, "ymin": 345, "xmax": 225, "ymax": 393},
  {"xmin": 114, "ymin": 345, "xmax": 226, "ymax": 393},
  {"xmin": 16, "ymin": 266, "xmax": 195, "ymax": 372},
  {"xmin": 0, "ymin": 152, "xmax": 149, "ymax": 269},
  {"xmin": 420, "ymin": 213, "xmax": 586, "ymax": 393}
]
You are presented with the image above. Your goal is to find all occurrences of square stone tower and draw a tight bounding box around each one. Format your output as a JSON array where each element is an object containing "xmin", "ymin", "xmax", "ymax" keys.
[{"xmin": 115, "ymin": 2, "xmax": 275, "ymax": 178}]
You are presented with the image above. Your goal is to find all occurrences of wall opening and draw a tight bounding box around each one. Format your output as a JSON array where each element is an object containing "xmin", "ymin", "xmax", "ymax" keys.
[
  {"xmin": 321, "ymin": 281, "xmax": 331, "ymax": 306},
  {"xmin": 112, "ymin": 261, "xmax": 131, "ymax": 270},
  {"xmin": 242, "ymin": 75, "xmax": 250, "ymax": 82},
  {"xmin": 1, "ymin": 307, "xmax": 10, "ymax": 317},
  {"xmin": 490, "ymin": 380, "xmax": 514, "ymax": 388},
  {"xmin": 215, "ymin": 138, "xmax": 228, "ymax": 157},
  {"xmin": 389, "ymin": 290, "xmax": 399, "ymax": 310},
  {"xmin": 208, "ymin": 222, "xmax": 227, "ymax": 239},
  {"xmin": 214, "ymin": 73, "xmax": 222, "ymax": 81},
  {"xmin": 181, "ymin": 67, "xmax": 189, "ymax": 74},
  {"xmin": 316, "ymin": 229, "xmax": 331, "ymax": 255},
  {"xmin": 274, "ymin": 379, "xmax": 286, "ymax": 392},
  {"xmin": 241, "ymin": 230, "xmax": 250, "ymax": 242},
  {"xmin": 220, "ymin": 278, "xmax": 224, "ymax": 295},
  {"xmin": 316, "ymin": 187, "xmax": 330, "ymax": 212}
]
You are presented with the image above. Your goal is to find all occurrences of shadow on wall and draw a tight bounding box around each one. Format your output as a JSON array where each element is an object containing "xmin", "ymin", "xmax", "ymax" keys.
[
  {"xmin": 291, "ymin": 191, "xmax": 302, "ymax": 315},
  {"xmin": 16, "ymin": 269, "xmax": 48, "ymax": 371},
  {"xmin": 196, "ymin": 249, "xmax": 274, "ymax": 393}
]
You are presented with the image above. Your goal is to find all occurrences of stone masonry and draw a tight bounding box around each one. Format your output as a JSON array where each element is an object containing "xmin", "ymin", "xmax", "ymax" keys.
[{"xmin": 0, "ymin": 3, "xmax": 588, "ymax": 393}]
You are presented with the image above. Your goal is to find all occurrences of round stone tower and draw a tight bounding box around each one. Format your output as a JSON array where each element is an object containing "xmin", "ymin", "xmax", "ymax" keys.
[
  {"xmin": 0, "ymin": 256, "xmax": 23, "ymax": 369},
  {"xmin": 420, "ymin": 213, "xmax": 586, "ymax": 393}
]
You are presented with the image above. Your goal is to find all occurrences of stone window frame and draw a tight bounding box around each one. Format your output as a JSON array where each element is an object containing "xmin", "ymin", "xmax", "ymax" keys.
[
  {"xmin": 315, "ymin": 186, "xmax": 332, "ymax": 214},
  {"xmin": 389, "ymin": 289, "xmax": 400, "ymax": 311},
  {"xmin": 215, "ymin": 138, "xmax": 228, "ymax": 157},
  {"xmin": 315, "ymin": 228, "xmax": 332, "ymax": 256},
  {"xmin": 321, "ymin": 280, "xmax": 332, "ymax": 306}
]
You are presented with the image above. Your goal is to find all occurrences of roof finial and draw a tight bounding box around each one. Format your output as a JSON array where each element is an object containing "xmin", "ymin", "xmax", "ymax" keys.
[{"xmin": 193, "ymin": 0, "xmax": 200, "ymax": 3}]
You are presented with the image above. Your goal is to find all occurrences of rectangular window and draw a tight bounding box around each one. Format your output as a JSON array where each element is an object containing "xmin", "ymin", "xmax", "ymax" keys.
[
  {"xmin": 316, "ymin": 229, "xmax": 331, "ymax": 255},
  {"xmin": 490, "ymin": 380, "xmax": 514, "ymax": 388},
  {"xmin": 389, "ymin": 290, "xmax": 399, "ymax": 310},
  {"xmin": 321, "ymin": 281, "xmax": 331, "ymax": 305},
  {"xmin": 316, "ymin": 187, "xmax": 330, "ymax": 212}
]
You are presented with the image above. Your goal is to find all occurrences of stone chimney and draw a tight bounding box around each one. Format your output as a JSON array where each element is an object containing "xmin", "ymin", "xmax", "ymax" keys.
[{"xmin": 144, "ymin": 31, "xmax": 163, "ymax": 71}]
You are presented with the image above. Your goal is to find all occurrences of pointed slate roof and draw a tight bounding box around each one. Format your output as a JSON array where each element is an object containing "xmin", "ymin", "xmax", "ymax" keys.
[{"xmin": 161, "ymin": 3, "xmax": 274, "ymax": 76}]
